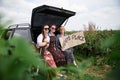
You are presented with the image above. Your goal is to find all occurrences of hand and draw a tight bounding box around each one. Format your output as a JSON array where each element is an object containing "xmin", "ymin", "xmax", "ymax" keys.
[
  {"xmin": 45, "ymin": 42, "xmax": 49, "ymax": 49},
  {"xmin": 43, "ymin": 38, "xmax": 47, "ymax": 42},
  {"xmin": 46, "ymin": 42, "xmax": 49, "ymax": 44},
  {"xmin": 45, "ymin": 41, "xmax": 48, "ymax": 46},
  {"xmin": 61, "ymin": 48, "xmax": 64, "ymax": 51}
]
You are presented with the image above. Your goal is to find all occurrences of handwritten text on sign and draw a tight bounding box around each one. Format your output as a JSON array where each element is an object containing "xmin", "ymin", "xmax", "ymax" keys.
[{"xmin": 59, "ymin": 32, "xmax": 86, "ymax": 51}]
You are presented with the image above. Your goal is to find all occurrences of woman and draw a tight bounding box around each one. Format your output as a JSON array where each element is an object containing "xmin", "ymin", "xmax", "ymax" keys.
[
  {"xmin": 47, "ymin": 24, "xmax": 66, "ymax": 67},
  {"xmin": 56, "ymin": 26, "xmax": 77, "ymax": 66},
  {"xmin": 37, "ymin": 25, "xmax": 56, "ymax": 68}
]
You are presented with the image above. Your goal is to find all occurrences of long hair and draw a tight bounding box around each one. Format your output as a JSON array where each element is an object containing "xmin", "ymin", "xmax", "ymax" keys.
[{"xmin": 42, "ymin": 24, "xmax": 49, "ymax": 41}]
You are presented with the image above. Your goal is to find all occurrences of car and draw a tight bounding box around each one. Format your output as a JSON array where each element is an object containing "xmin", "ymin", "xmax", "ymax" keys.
[{"xmin": 1, "ymin": 5, "xmax": 75, "ymax": 48}]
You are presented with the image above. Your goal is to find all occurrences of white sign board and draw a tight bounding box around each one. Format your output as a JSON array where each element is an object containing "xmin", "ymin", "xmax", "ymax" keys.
[{"xmin": 59, "ymin": 32, "xmax": 86, "ymax": 51}]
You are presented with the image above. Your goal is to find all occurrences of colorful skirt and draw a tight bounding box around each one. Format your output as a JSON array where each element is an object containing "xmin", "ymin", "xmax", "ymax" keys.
[{"xmin": 44, "ymin": 50, "xmax": 56, "ymax": 68}]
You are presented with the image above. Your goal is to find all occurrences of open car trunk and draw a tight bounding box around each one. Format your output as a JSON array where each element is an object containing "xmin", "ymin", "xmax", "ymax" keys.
[{"xmin": 31, "ymin": 5, "xmax": 75, "ymax": 43}]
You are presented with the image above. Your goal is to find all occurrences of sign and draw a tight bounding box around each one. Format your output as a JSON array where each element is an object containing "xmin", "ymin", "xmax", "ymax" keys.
[{"xmin": 59, "ymin": 32, "xmax": 86, "ymax": 51}]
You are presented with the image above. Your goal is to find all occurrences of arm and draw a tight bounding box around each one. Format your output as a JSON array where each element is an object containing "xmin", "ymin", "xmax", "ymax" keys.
[
  {"xmin": 38, "ymin": 41, "xmax": 48, "ymax": 47},
  {"xmin": 43, "ymin": 38, "xmax": 49, "ymax": 48},
  {"xmin": 37, "ymin": 34, "xmax": 48, "ymax": 47}
]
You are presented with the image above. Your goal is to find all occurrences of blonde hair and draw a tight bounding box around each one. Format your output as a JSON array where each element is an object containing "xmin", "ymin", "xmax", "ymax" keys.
[{"xmin": 59, "ymin": 26, "xmax": 66, "ymax": 31}]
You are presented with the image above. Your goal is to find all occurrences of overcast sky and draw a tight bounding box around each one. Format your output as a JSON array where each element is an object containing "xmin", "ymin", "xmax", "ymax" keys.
[{"xmin": 0, "ymin": 0, "xmax": 120, "ymax": 31}]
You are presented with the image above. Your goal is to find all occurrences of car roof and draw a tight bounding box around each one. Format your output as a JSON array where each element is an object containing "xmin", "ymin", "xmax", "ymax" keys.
[
  {"xmin": 8, "ymin": 23, "xmax": 31, "ymax": 29},
  {"xmin": 31, "ymin": 5, "xmax": 76, "ymax": 29}
]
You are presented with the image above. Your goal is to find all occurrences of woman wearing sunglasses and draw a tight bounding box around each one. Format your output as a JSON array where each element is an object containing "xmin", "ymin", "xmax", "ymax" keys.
[
  {"xmin": 47, "ymin": 24, "xmax": 66, "ymax": 67},
  {"xmin": 37, "ymin": 25, "xmax": 56, "ymax": 68}
]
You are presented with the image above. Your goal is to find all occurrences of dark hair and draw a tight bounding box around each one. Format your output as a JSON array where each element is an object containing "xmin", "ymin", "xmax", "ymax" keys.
[
  {"xmin": 50, "ymin": 24, "xmax": 56, "ymax": 28},
  {"xmin": 42, "ymin": 24, "xmax": 49, "ymax": 31}
]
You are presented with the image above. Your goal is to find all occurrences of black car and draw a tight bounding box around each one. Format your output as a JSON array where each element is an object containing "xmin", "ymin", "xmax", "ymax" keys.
[{"xmin": 1, "ymin": 5, "xmax": 75, "ymax": 46}]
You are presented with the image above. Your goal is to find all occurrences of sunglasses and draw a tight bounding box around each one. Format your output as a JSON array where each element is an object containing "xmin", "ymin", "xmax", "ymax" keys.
[
  {"xmin": 44, "ymin": 28, "xmax": 49, "ymax": 30},
  {"xmin": 51, "ymin": 27, "xmax": 56, "ymax": 30}
]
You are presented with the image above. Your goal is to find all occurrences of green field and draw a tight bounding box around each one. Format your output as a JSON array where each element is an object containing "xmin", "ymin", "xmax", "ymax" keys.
[
  {"xmin": 0, "ymin": 15, "xmax": 120, "ymax": 80},
  {"xmin": 66, "ymin": 30, "xmax": 120, "ymax": 80},
  {"xmin": 0, "ymin": 26, "xmax": 120, "ymax": 80}
]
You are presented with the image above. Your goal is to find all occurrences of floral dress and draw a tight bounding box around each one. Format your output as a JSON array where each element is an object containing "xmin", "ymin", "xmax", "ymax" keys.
[{"xmin": 44, "ymin": 50, "xmax": 56, "ymax": 68}]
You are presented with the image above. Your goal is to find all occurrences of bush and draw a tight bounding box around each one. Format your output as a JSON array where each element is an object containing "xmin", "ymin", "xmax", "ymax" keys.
[
  {"xmin": 73, "ymin": 30, "xmax": 114, "ymax": 57},
  {"xmin": 0, "ymin": 36, "xmax": 50, "ymax": 80}
]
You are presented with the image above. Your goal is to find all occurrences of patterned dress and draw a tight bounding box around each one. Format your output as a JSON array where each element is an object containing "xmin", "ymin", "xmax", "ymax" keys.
[
  {"xmin": 44, "ymin": 50, "xmax": 56, "ymax": 68},
  {"xmin": 47, "ymin": 36, "xmax": 66, "ymax": 67}
]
